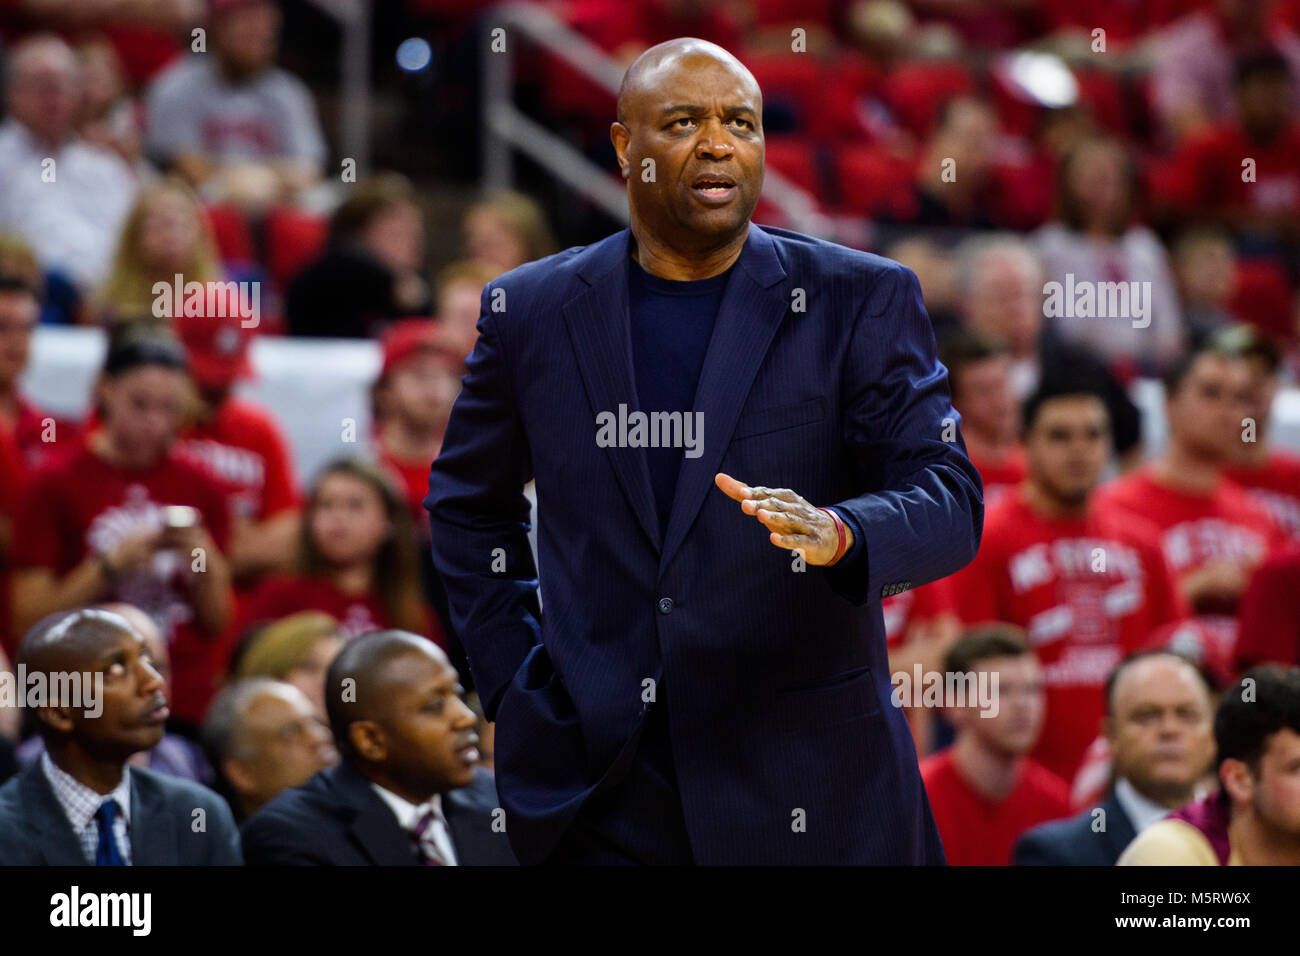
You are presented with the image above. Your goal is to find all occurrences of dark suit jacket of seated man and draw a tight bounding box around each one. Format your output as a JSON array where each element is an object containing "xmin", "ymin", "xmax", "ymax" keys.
[
  {"xmin": 240, "ymin": 763, "xmax": 516, "ymax": 865},
  {"xmin": 0, "ymin": 608, "xmax": 241, "ymax": 866},
  {"xmin": 425, "ymin": 39, "xmax": 984, "ymax": 865},
  {"xmin": 0, "ymin": 761, "xmax": 241, "ymax": 865}
]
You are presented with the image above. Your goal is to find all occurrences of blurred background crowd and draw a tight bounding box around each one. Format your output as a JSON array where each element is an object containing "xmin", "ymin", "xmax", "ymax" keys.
[{"xmin": 1, "ymin": 0, "xmax": 1300, "ymax": 865}]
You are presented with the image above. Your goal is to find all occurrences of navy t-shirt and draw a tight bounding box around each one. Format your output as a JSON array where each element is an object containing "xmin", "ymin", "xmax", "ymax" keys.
[{"xmin": 627, "ymin": 254, "xmax": 735, "ymax": 534}]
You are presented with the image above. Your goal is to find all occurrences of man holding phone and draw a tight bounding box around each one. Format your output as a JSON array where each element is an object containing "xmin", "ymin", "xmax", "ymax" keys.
[{"xmin": 10, "ymin": 327, "xmax": 234, "ymax": 731}]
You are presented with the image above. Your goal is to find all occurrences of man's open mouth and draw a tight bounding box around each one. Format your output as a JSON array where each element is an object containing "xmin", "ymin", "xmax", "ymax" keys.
[{"xmin": 691, "ymin": 175, "xmax": 737, "ymax": 202}]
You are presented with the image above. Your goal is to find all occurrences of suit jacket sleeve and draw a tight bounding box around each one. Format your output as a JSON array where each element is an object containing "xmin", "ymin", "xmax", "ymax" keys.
[
  {"xmin": 823, "ymin": 264, "xmax": 983, "ymax": 605},
  {"xmin": 1013, "ymin": 827, "xmax": 1068, "ymax": 866},
  {"xmin": 425, "ymin": 281, "xmax": 541, "ymax": 720},
  {"xmin": 240, "ymin": 809, "xmax": 333, "ymax": 866}
]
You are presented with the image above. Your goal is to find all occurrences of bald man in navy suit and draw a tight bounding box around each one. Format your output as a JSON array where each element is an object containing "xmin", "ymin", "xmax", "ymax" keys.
[{"xmin": 426, "ymin": 38, "xmax": 983, "ymax": 865}]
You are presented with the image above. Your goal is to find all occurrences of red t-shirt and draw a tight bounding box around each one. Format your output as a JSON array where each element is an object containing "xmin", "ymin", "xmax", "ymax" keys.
[
  {"xmin": 944, "ymin": 488, "xmax": 1184, "ymax": 779},
  {"xmin": 1236, "ymin": 542, "xmax": 1300, "ymax": 669},
  {"xmin": 1158, "ymin": 122, "xmax": 1300, "ymax": 216},
  {"xmin": 1, "ymin": 397, "xmax": 85, "ymax": 656},
  {"xmin": 240, "ymin": 574, "xmax": 444, "ymax": 647},
  {"xmin": 921, "ymin": 749, "xmax": 1072, "ymax": 866},
  {"xmin": 1093, "ymin": 468, "xmax": 1283, "ymax": 675},
  {"xmin": 1224, "ymin": 452, "xmax": 1300, "ymax": 541},
  {"xmin": 174, "ymin": 398, "xmax": 298, "ymax": 524},
  {"xmin": 10, "ymin": 445, "xmax": 232, "ymax": 723},
  {"xmin": 374, "ymin": 441, "xmax": 435, "ymax": 540},
  {"xmin": 969, "ymin": 446, "xmax": 1028, "ymax": 508}
]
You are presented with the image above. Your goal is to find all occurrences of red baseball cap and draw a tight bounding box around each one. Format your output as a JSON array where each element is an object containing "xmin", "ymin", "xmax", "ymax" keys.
[
  {"xmin": 176, "ymin": 311, "xmax": 255, "ymax": 389},
  {"xmin": 380, "ymin": 318, "xmax": 459, "ymax": 378}
]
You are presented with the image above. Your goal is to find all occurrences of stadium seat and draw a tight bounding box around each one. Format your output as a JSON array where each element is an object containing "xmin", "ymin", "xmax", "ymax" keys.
[
  {"xmin": 882, "ymin": 60, "xmax": 976, "ymax": 138},
  {"xmin": 205, "ymin": 203, "xmax": 258, "ymax": 268},
  {"xmin": 833, "ymin": 143, "xmax": 917, "ymax": 219},
  {"xmin": 744, "ymin": 52, "xmax": 822, "ymax": 134},
  {"xmin": 763, "ymin": 135, "xmax": 824, "ymax": 203},
  {"xmin": 265, "ymin": 208, "xmax": 329, "ymax": 294}
]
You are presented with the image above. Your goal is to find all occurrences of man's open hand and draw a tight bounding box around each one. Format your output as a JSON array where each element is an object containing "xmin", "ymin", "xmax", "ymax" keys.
[{"xmin": 714, "ymin": 473, "xmax": 854, "ymax": 566}]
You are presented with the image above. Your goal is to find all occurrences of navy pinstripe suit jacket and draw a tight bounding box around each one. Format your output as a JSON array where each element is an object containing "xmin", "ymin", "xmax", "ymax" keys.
[{"xmin": 425, "ymin": 221, "xmax": 983, "ymax": 864}]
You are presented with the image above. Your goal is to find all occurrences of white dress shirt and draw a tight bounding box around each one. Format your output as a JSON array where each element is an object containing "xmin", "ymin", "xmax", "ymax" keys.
[
  {"xmin": 0, "ymin": 120, "xmax": 137, "ymax": 289},
  {"xmin": 370, "ymin": 782, "xmax": 458, "ymax": 866},
  {"xmin": 40, "ymin": 751, "xmax": 133, "ymax": 864},
  {"xmin": 1114, "ymin": 776, "xmax": 1172, "ymax": 835}
]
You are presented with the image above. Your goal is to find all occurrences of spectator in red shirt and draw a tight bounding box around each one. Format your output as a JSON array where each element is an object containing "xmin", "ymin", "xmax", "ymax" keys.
[
  {"xmin": 0, "ymin": 266, "xmax": 84, "ymax": 656},
  {"xmin": 371, "ymin": 318, "xmax": 460, "ymax": 532},
  {"xmin": 1221, "ymin": 326, "xmax": 1300, "ymax": 539},
  {"xmin": 173, "ymin": 309, "xmax": 300, "ymax": 584},
  {"xmin": 920, "ymin": 627, "xmax": 1072, "ymax": 866},
  {"xmin": 1157, "ymin": 49, "xmax": 1300, "ymax": 240},
  {"xmin": 1094, "ymin": 341, "xmax": 1285, "ymax": 683},
  {"xmin": 943, "ymin": 376, "xmax": 1185, "ymax": 780},
  {"xmin": 241, "ymin": 457, "xmax": 441, "ymax": 645},
  {"xmin": 939, "ymin": 328, "xmax": 1026, "ymax": 506},
  {"xmin": 8, "ymin": 326, "xmax": 234, "ymax": 727}
]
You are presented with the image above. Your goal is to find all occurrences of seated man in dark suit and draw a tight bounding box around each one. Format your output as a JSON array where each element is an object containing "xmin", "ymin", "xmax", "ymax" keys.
[
  {"xmin": 240, "ymin": 630, "xmax": 516, "ymax": 865},
  {"xmin": 1014, "ymin": 650, "xmax": 1216, "ymax": 865},
  {"xmin": 0, "ymin": 608, "xmax": 242, "ymax": 865}
]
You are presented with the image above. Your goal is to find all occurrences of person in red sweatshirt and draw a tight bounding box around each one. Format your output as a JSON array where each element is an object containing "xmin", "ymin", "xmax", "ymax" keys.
[
  {"xmin": 1094, "ymin": 340, "xmax": 1285, "ymax": 684},
  {"xmin": 1221, "ymin": 326, "xmax": 1300, "ymax": 541},
  {"xmin": 942, "ymin": 376, "xmax": 1184, "ymax": 780},
  {"xmin": 9, "ymin": 326, "xmax": 233, "ymax": 729},
  {"xmin": 920, "ymin": 627, "xmax": 1072, "ymax": 866},
  {"xmin": 939, "ymin": 328, "xmax": 1026, "ymax": 506},
  {"xmin": 173, "ymin": 309, "xmax": 300, "ymax": 586}
]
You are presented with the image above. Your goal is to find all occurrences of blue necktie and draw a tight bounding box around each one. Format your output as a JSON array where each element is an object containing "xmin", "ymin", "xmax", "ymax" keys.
[{"xmin": 95, "ymin": 799, "xmax": 125, "ymax": 866}]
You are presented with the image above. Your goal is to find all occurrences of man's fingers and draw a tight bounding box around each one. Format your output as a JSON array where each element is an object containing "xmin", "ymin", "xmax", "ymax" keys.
[
  {"xmin": 714, "ymin": 472, "xmax": 751, "ymax": 503},
  {"xmin": 755, "ymin": 507, "xmax": 816, "ymax": 534},
  {"xmin": 770, "ymin": 531, "xmax": 818, "ymax": 551}
]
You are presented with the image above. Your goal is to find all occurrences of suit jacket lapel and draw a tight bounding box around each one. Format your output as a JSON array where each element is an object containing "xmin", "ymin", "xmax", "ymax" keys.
[
  {"xmin": 562, "ymin": 229, "xmax": 662, "ymax": 552},
  {"xmin": 129, "ymin": 769, "xmax": 177, "ymax": 865},
  {"xmin": 19, "ymin": 764, "xmax": 87, "ymax": 865},
  {"xmin": 334, "ymin": 764, "xmax": 420, "ymax": 866},
  {"xmin": 1100, "ymin": 791, "xmax": 1139, "ymax": 861},
  {"xmin": 659, "ymin": 223, "xmax": 789, "ymax": 572},
  {"xmin": 443, "ymin": 788, "xmax": 483, "ymax": 864}
]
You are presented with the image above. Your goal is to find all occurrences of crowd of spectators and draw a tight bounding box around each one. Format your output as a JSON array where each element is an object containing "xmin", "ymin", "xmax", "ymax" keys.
[{"xmin": 0, "ymin": 0, "xmax": 1299, "ymax": 866}]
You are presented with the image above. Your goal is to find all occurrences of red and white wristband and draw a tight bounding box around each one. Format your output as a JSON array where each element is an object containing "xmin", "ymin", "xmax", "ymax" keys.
[{"xmin": 818, "ymin": 507, "xmax": 849, "ymax": 566}]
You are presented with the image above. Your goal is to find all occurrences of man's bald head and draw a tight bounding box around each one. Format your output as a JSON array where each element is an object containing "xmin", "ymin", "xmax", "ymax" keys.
[
  {"xmin": 18, "ymin": 608, "xmax": 137, "ymax": 677},
  {"xmin": 324, "ymin": 630, "xmax": 451, "ymax": 750},
  {"xmin": 5, "ymin": 34, "xmax": 82, "ymax": 144},
  {"xmin": 324, "ymin": 630, "xmax": 479, "ymax": 796},
  {"xmin": 610, "ymin": 38, "xmax": 764, "ymax": 268},
  {"xmin": 616, "ymin": 38, "xmax": 760, "ymax": 127}
]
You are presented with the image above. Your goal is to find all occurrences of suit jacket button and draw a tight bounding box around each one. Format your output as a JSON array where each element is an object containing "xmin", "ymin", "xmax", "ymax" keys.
[{"xmin": 657, "ymin": 597, "xmax": 674, "ymax": 615}]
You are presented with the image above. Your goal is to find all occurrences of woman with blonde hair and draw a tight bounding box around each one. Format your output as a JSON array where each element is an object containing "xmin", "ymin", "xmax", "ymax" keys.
[
  {"xmin": 94, "ymin": 178, "xmax": 224, "ymax": 327},
  {"xmin": 232, "ymin": 610, "xmax": 345, "ymax": 719},
  {"xmin": 462, "ymin": 190, "xmax": 557, "ymax": 276}
]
